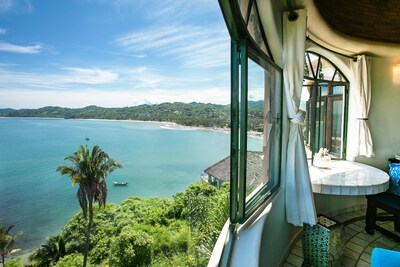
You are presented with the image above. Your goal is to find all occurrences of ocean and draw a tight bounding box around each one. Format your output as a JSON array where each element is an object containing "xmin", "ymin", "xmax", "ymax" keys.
[{"xmin": 0, "ymin": 117, "xmax": 246, "ymax": 253}]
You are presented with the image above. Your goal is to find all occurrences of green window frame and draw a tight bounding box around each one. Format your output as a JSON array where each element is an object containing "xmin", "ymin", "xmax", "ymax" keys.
[
  {"xmin": 302, "ymin": 52, "xmax": 349, "ymax": 161},
  {"xmin": 230, "ymin": 39, "xmax": 282, "ymax": 224},
  {"xmin": 218, "ymin": 1, "xmax": 283, "ymax": 265}
]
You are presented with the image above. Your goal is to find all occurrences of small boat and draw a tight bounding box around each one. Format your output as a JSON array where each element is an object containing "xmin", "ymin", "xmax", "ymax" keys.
[{"xmin": 113, "ymin": 181, "xmax": 128, "ymax": 186}]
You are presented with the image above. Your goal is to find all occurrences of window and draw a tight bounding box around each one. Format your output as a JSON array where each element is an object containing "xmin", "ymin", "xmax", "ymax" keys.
[
  {"xmin": 230, "ymin": 40, "xmax": 282, "ymax": 223},
  {"xmin": 301, "ymin": 52, "xmax": 349, "ymax": 160},
  {"xmin": 218, "ymin": 0, "xmax": 282, "ymax": 225}
]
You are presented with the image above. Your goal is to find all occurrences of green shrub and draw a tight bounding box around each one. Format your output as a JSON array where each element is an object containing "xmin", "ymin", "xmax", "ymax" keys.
[
  {"xmin": 5, "ymin": 258, "xmax": 22, "ymax": 267},
  {"xmin": 108, "ymin": 227, "xmax": 153, "ymax": 267},
  {"xmin": 152, "ymin": 253, "xmax": 197, "ymax": 267},
  {"xmin": 53, "ymin": 253, "xmax": 89, "ymax": 267}
]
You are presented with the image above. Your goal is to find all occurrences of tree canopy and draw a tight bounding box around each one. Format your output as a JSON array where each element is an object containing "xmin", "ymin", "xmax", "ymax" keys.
[
  {"xmin": 27, "ymin": 182, "xmax": 229, "ymax": 267},
  {"xmin": 0, "ymin": 101, "xmax": 264, "ymax": 131}
]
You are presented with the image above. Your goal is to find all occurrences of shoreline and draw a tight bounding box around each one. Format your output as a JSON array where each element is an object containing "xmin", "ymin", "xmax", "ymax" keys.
[
  {"xmin": 6, "ymin": 251, "xmax": 32, "ymax": 266},
  {"xmin": 1, "ymin": 117, "xmax": 266, "ymax": 137},
  {"xmin": 70, "ymin": 118, "xmax": 263, "ymax": 138},
  {"xmin": 1, "ymin": 116, "xmax": 264, "ymax": 138}
]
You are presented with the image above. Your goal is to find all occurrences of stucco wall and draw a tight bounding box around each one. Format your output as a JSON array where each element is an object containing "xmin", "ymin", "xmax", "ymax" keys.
[{"xmin": 356, "ymin": 57, "xmax": 400, "ymax": 170}]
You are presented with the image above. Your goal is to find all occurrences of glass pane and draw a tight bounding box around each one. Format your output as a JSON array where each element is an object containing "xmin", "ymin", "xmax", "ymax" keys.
[
  {"xmin": 305, "ymin": 99, "xmax": 314, "ymax": 159},
  {"xmin": 247, "ymin": 4, "xmax": 265, "ymax": 50},
  {"xmin": 332, "ymin": 85, "xmax": 344, "ymax": 95},
  {"xmin": 319, "ymin": 84, "xmax": 328, "ymax": 96},
  {"xmin": 318, "ymin": 58, "xmax": 336, "ymax": 81},
  {"xmin": 300, "ymin": 85, "xmax": 312, "ymax": 159},
  {"xmin": 330, "ymin": 99, "xmax": 343, "ymax": 157},
  {"xmin": 333, "ymin": 70, "xmax": 345, "ymax": 82},
  {"xmin": 268, "ymin": 67, "xmax": 281, "ymax": 193},
  {"xmin": 238, "ymin": 0, "xmax": 250, "ymax": 21},
  {"xmin": 308, "ymin": 53, "xmax": 319, "ymax": 78},
  {"xmin": 245, "ymin": 59, "xmax": 281, "ymax": 199},
  {"xmin": 304, "ymin": 54, "xmax": 311, "ymax": 78},
  {"xmin": 315, "ymin": 100, "xmax": 325, "ymax": 152},
  {"xmin": 259, "ymin": 40, "xmax": 268, "ymax": 55},
  {"xmin": 246, "ymin": 59, "xmax": 265, "ymax": 197},
  {"xmin": 300, "ymin": 85, "xmax": 311, "ymax": 111}
]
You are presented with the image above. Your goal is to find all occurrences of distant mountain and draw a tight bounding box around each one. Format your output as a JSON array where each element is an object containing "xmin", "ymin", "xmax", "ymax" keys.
[
  {"xmin": 1, "ymin": 101, "xmax": 265, "ymax": 131},
  {"xmin": 248, "ymin": 100, "xmax": 264, "ymax": 109},
  {"xmin": 0, "ymin": 108, "xmax": 15, "ymax": 116}
]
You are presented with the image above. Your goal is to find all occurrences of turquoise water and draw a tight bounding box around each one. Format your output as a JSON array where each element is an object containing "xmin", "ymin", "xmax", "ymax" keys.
[{"xmin": 0, "ymin": 117, "xmax": 236, "ymax": 252}]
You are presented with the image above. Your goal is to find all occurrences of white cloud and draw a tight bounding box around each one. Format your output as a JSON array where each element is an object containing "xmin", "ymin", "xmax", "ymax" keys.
[
  {"xmin": 0, "ymin": 66, "xmax": 119, "ymax": 88},
  {"xmin": 0, "ymin": 28, "xmax": 6, "ymax": 35},
  {"xmin": 0, "ymin": 87, "xmax": 230, "ymax": 109},
  {"xmin": 113, "ymin": 26, "xmax": 186, "ymax": 51},
  {"xmin": 63, "ymin": 67, "xmax": 118, "ymax": 84},
  {"xmin": 108, "ymin": 51, "xmax": 146, "ymax": 58},
  {"xmin": 141, "ymin": 0, "xmax": 218, "ymax": 22},
  {"xmin": 89, "ymin": 0, "xmax": 218, "ymax": 22},
  {"xmin": 248, "ymin": 89, "xmax": 264, "ymax": 101},
  {"xmin": 0, "ymin": 41, "xmax": 42, "ymax": 54},
  {"xmin": 121, "ymin": 67, "xmax": 183, "ymax": 89},
  {"xmin": 113, "ymin": 25, "xmax": 229, "ymax": 68},
  {"xmin": 0, "ymin": 65, "xmax": 209, "ymax": 94}
]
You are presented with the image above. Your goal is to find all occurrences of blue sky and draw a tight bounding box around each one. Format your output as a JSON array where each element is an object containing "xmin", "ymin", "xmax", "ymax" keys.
[{"xmin": 0, "ymin": 0, "xmax": 231, "ymax": 108}]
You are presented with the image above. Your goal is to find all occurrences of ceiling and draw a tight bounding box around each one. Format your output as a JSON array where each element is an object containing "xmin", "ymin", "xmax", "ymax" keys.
[
  {"xmin": 314, "ymin": 0, "xmax": 400, "ymax": 45},
  {"xmin": 293, "ymin": 0, "xmax": 400, "ymax": 58}
]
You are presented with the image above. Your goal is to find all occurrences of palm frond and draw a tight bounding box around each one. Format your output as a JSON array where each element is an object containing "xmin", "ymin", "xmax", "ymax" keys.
[
  {"xmin": 58, "ymin": 144, "xmax": 122, "ymax": 219},
  {"xmin": 71, "ymin": 173, "xmax": 81, "ymax": 186},
  {"xmin": 0, "ymin": 225, "xmax": 22, "ymax": 260}
]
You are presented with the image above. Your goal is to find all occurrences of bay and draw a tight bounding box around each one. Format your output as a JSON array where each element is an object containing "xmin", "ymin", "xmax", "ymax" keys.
[{"xmin": 0, "ymin": 117, "xmax": 235, "ymax": 253}]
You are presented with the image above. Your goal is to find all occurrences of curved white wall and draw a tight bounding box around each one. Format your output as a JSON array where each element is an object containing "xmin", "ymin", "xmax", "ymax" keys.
[{"xmin": 356, "ymin": 58, "xmax": 400, "ymax": 170}]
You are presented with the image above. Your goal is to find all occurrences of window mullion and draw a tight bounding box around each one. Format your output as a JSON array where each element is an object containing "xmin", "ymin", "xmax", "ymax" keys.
[
  {"xmin": 230, "ymin": 40, "xmax": 240, "ymax": 223},
  {"xmin": 238, "ymin": 40, "xmax": 248, "ymax": 223}
]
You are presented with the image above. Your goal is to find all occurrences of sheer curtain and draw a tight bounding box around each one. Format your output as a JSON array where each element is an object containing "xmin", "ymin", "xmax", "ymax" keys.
[
  {"xmin": 349, "ymin": 55, "xmax": 374, "ymax": 157},
  {"xmin": 283, "ymin": 9, "xmax": 317, "ymax": 226}
]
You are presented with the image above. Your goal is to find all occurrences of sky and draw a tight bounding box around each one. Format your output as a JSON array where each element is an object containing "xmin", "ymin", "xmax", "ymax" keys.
[{"xmin": 0, "ymin": 0, "xmax": 231, "ymax": 108}]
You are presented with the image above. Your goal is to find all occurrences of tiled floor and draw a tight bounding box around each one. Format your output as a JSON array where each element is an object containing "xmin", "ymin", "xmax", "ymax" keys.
[{"xmin": 283, "ymin": 209, "xmax": 400, "ymax": 267}]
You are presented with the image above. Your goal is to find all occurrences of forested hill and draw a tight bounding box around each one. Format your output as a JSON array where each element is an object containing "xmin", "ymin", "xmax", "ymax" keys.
[{"xmin": 0, "ymin": 101, "xmax": 265, "ymax": 131}]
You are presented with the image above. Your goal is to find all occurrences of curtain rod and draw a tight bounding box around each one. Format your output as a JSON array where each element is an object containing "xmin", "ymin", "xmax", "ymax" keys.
[
  {"xmin": 286, "ymin": 0, "xmax": 298, "ymax": 21},
  {"xmin": 306, "ymin": 36, "xmax": 357, "ymax": 60}
]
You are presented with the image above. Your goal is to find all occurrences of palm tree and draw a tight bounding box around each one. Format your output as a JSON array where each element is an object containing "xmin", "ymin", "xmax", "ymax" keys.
[
  {"xmin": 57, "ymin": 145, "xmax": 122, "ymax": 267},
  {"xmin": 29, "ymin": 235, "xmax": 66, "ymax": 267},
  {"xmin": 0, "ymin": 225, "xmax": 22, "ymax": 267}
]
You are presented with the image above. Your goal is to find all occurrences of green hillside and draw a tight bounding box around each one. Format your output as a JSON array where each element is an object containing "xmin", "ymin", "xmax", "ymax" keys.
[{"xmin": 0, "ymin": 101, "xmax": 265, "ymax": 131}]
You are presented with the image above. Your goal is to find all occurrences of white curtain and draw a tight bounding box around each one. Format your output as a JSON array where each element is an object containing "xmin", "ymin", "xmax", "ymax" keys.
[
  {"xmin": 283, "ymin": 9, "xmax": 317, "ymax": 226},
  {"xmin": 349, "ymin": 55, "xmax": 374, "ymax": 157}
]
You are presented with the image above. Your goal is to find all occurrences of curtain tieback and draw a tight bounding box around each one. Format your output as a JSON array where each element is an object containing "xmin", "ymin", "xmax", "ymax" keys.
[
  {"xmin": 357, "ymin": 118, "xmax": 369, "ymax": 120},
  {"xmin": 289, "ymin": 110, "xmax": 305, "ymax": 124},
  {"xmin": 266, "ymin": 111, "xmax": 280, "ymax": 124}
]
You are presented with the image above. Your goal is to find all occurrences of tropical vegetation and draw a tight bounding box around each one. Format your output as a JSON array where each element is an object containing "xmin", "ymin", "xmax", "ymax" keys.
[
  {"xmin": 24, "ymin": 182, "xmax": 229, "ymax": 267},
  {"xmin": 0, "ymin": 225, "xmax": 22, "ymax": 267},
  {"xmin": 28, "ymin": 236, "xmax": 66, "ymax": 267},
  {"xmin": 3, "ymin": 144, "xmax": 230, "ymax": 266},
  {"xmin": 56, "ymin": 145, "xmax": 122, "ymax": 267},
  {"xmin": 0, "ymin": 101, "xmax": 264, "ymax": 131}
]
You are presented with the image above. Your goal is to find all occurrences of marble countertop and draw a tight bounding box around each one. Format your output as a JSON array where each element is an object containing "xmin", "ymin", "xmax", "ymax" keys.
[{"xmin": 309, "ymin": 160, "xmax": 389, "ymax": 195}]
